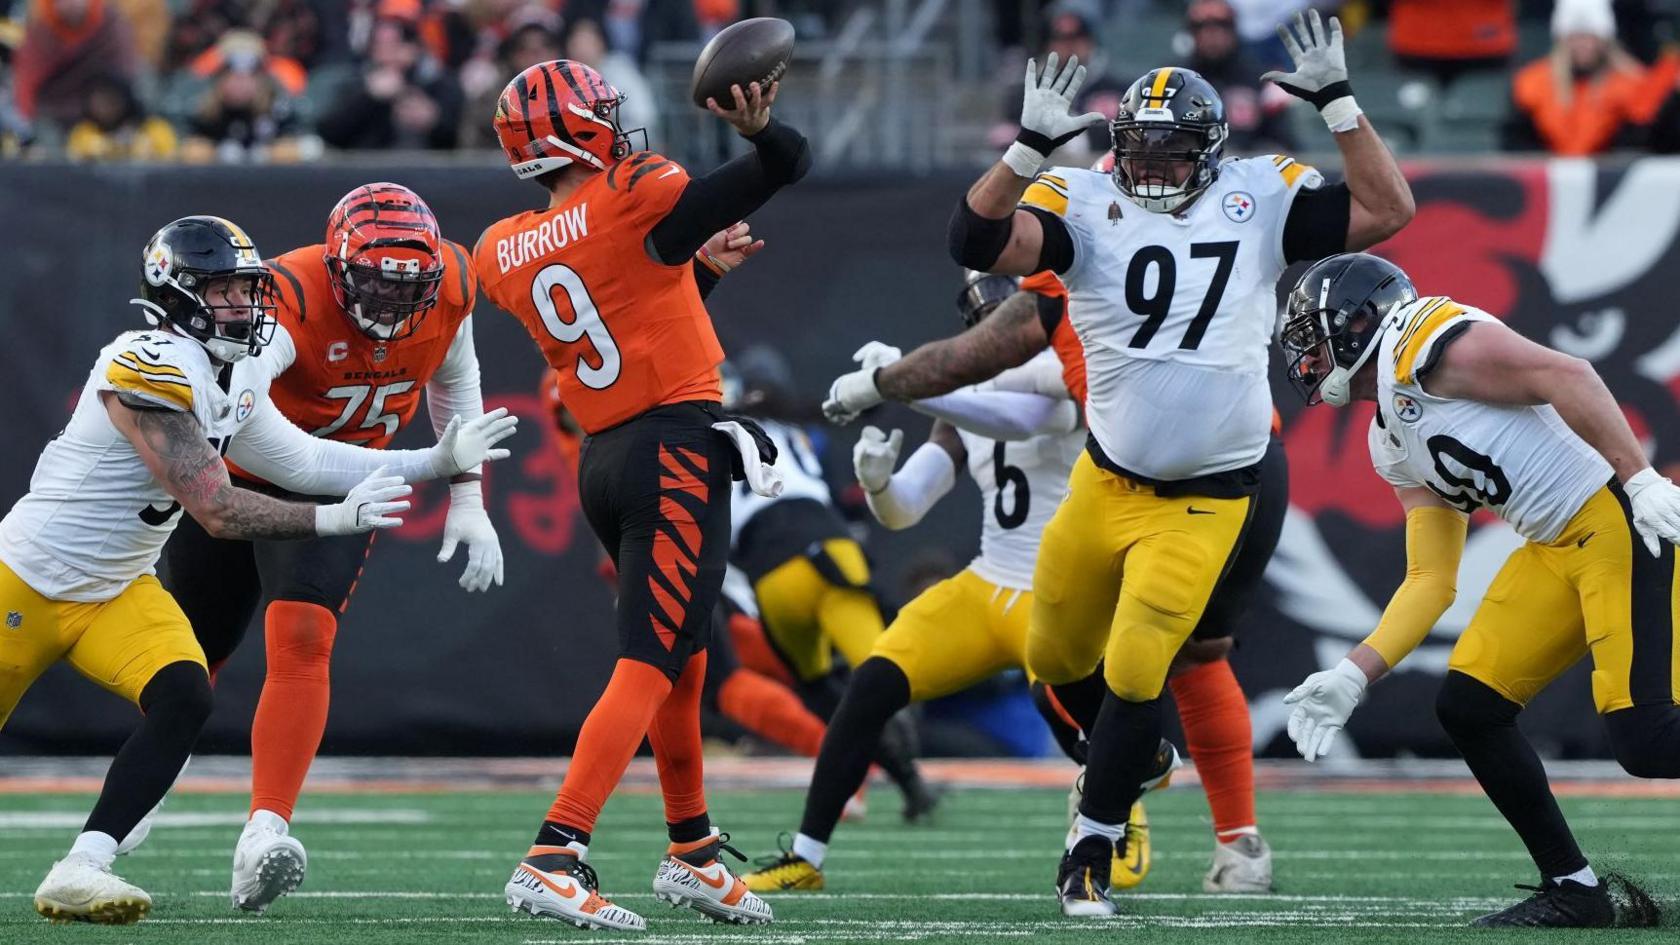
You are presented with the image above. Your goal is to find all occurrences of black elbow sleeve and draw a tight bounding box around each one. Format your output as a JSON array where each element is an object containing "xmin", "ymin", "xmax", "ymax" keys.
[
  {"xmin": 948, "ymin": 198, "xmax": 1013, "ymax": 270},
  {"xmin": 747, "ymin": 118, "xmax": 811, "ymax": 186}
]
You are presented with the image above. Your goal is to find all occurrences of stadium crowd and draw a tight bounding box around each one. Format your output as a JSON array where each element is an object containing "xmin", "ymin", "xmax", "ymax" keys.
[{"xmin": 4, "ymin": 0, "xmax": 1680, "ymax": 162}]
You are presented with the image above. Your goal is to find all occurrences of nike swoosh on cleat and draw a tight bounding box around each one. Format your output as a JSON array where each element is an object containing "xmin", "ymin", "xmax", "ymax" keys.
[
  {"xmin": 520, "ymin": 866, "xmax": 578, "ymax": 898},
  {"xmin": 676, "ymin": 862, "xmax": 729, "ymax": 890}
]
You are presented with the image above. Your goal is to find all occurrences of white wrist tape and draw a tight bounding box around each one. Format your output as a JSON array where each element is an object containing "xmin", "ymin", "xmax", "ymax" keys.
[
  {"xmin": 1321, "ymin": 96, "xmax": 1363, "ymax": 134},
  {"xmin": 1002, "ymin": 141, "xmax": 1047, "ymax": 178}
]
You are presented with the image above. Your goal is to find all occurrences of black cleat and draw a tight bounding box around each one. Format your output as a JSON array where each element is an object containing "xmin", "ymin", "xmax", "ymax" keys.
[
  {"xmin": 902, "ymin": 780, "xmax": 944, "ymax": 824},
  {"xmin": 1056, "ymin": 835, "xmax": 1118, "ymax": 918},
  {"xmin": 1141, "ymin": 738, "xmax": 1182, "ymax": 793},
  {"xmin": 1472, "ymin": 878, "xmax": 1614, "ymax": 928}
]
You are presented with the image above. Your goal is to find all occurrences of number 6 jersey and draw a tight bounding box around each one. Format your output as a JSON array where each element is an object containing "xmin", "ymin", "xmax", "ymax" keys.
[{"xmin": 1368, "ymin": 296, "xmax": 1611, "ymax": 543}]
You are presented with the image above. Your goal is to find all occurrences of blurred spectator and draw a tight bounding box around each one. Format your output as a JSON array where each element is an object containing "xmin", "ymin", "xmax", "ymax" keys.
[
  {"xmin": 1388, "ymin": 0, "xmax": 1515, "ymax": 86},
  {"xmin": 1502, "ymin": 0, "xmax": 1680, "ymax": 156},
  {"xmin": 163, "ymin": 1, "xmax": 244, "ymax": 75},
  {"xmin": 180, "ymin": 33, "xmax": 312, "ymax": 162},
  {"xmin": 65, "ymin": 72, "xmax": 177, "ymax": 159},
  {"xmin": 563, "ymin": 16, "xmax": 658, "ymax": 147},
  {"xmin": 11, "ymin": 0, "xmax": 141, "ymax": 136},
  {"xmin": 188, "ymin": 28, "xmax": 308, "ymax": 99},
  {"xmin": 992, "ymin": 2, "xmax": 1127, "ymax": 165},
  {"xmin": 317, "ymin": 15, "xmax": 463, "ymax": 150},
  {"xmin": 112, "ymin": 0, "xmax": 167, "ymax": 69},
  {"xmin": 459, "ymin": 8, "xmax": 562, "ymax": 149},
  {"xmin": 1181, "ymin": 0, "xmax": 1296, "ymax": 154}
]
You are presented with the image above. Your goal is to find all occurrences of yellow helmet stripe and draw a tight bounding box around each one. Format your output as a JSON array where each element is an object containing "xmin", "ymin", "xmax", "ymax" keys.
[{"xmin": 1148, "ymin": 67, "xmax": 1174, "ymax": 104}]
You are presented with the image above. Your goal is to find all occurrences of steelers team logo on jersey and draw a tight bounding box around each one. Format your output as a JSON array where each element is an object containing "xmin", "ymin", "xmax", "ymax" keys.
[
  {"xmin": 1222, "ymin": 191, "xmax": 1256, "ymax": 223},
  {"xmin": 1393, "ymin": 393, "xmax": 1423, "ymax": 423},
  {"xmin": 236, "ymin": 388, "xmax": 256, "ymax": 423}
]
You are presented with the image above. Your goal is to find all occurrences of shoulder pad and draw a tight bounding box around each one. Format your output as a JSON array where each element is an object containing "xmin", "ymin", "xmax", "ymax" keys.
[
  {"xmin": 104, "ymin": 332, "xmax": 202, "ymax": 412},
  {"xmin": 1393, "ymin": 297, "xmax": 1471, "ymax": 385},
  {"xmin": 1020, "ymin": 171, "xmax": 1073, "ymax": 217}
]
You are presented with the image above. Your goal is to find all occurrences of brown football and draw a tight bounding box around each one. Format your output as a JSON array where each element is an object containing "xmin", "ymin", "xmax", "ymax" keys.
[{"xmin": 690, "ymin": 17, "xmax": 795, "ymax": 109}]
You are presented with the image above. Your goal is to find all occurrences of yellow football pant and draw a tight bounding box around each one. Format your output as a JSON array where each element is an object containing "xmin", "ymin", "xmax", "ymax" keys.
[
  {"xmin": 1450, "ymin": 485, "xmax": 1680, "ymax": 713},
  {"xmin": 752, "ymin": 538, "xmax": 886, "ymax": 682},
  {"xmin": 871, "ymin": 568, "xmax": 1033, "ymax": 702},
  {"xmin": 0, "ymin": 560, "xmax": 206, "ymax": 728},
  {"xmin": 1027, "ymin": 453, "xmax": 1252, "ymax": 701}
]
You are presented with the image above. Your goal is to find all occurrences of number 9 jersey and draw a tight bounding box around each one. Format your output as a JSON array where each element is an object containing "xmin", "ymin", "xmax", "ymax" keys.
[
  {"xmin": 1368, "ymin": 296, "xmax": 1612, "ymax": 543},
  {"xmin": 474, "ymin": 152, "xmax": 724, "ymax": 435}
]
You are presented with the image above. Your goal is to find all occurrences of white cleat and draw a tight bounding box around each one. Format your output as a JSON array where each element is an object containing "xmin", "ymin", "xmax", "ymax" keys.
[
  {"xmin": 230, "ymin": 819, "xmax": 307, "ymax": 912},
  {"xmin": 506, "ymin": 846, "xmax": 646, "ymax": 931},
  {"xmin": 1204, "ymin": 832, "xmax": 1273, "ymax": 893},
  {"xmin": 34, "ymin": 853, "xmax": 152, "ymax": 925},
  {"xmin": 652, "ymin": 830, "xmax": 773, "ymax": 925}
]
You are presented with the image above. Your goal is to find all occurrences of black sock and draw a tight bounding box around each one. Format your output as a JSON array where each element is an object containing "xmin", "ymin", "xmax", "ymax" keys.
[
  {"xmin": 1051, "ymin": 665, "xmax": 1107, "ymax": 732},
  {"xmin": 1604, "ymin": 704, "xmax": 1680, "ymax": 779},
  {"xmin": 1078, "ymin": 689, "xmax": 1161, "ymax": 826},
  {"xmin": 535, "ymin": 821, "xmax": 591, "ymax": 850},
  {"xmin": 1436, "ymin": 671, "xmax": 1587, "ymax": 878},
  {"xmin": 83, "ymin": 661, "xmax": 211, "ymax": 841},
  {"xmin": 797, "ymin": 657, "xmax": 912, "ymax": 844},
  {"xmin": 668, "ymin": 812, "xmax": 712, "ymax": 845}
]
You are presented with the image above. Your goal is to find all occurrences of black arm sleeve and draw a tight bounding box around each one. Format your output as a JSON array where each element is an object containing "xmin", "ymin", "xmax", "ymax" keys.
[
  {"xmin": 691, "ymin": 258, "xmax": 721, "ymax": 299},
  {"xmin": 647, "ymin": 119, "xmax": 811, "ymax": 265},
  {"xmin": 1280, "ymin": 182, "xmax": 1353, "ymax": 265},
  {"xmin": 1024, "ymin": 207, "xmax": 1076, "ymax": 275}
]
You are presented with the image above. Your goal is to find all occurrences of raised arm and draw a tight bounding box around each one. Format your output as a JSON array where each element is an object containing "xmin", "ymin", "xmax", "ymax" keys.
[
  {"xmin": 104, "ymin": 393, "xmax": 408, "ymax": 540},
  {"xmin": 854, "ymin": 422, "xmax": 966, "ymax": 530}
]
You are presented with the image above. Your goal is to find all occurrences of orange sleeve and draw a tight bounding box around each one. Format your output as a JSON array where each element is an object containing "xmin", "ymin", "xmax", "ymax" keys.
[{"xmin": 1019, "ymin": 269, "xmax": 1065, "ymax": 297}]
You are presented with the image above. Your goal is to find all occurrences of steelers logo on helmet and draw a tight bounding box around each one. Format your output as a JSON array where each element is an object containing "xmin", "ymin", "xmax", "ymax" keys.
[
  {"xmin": 144, "ymin": 242, "xmax": 173, "ymax": 287},
  {"xmin": 1110, "ymin": 67, "xmax": 1228, "ymax": 214}
]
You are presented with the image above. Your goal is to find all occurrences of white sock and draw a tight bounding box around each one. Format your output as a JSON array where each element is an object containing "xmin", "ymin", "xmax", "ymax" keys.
[
  {"xmin": 248, "ymin": 809, "xmax": 289, "ymax": 835},
  {"xmin": 68, "ymin": 831, "xmax": 118, "ymax": 865},
  {"xmin": 1555, "ymin": 865, "xmax": 1598, "ymax": 888},
  {"xmin": 791, "ymin": 833, "xmax": 827, "ymax": 869},
  {"xmin": 564, "ymin": 841, "xmax": 589, "ymax": 861},
  {"xmin": 1072, "ymin": 813, "xmax": 1125, "ymax": 848}
]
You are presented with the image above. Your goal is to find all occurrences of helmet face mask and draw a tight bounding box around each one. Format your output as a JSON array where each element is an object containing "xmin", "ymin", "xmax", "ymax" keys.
[
  {"xmin": 1111, "ymin": 68, "xmax": 1227, "ymax": 214},
  {"xmin": 956, "ymin": 271, "xmax": 1021, "ymax": 327},
  {"xmin": 1281, "ymin": 253, "xmax": 1419, "ymax": 406},
  {"xmin": 325, "ymin": 183, "xmax": 445, "ymax": 342},
  {"xmin": 136, "ymin": 216, "xmax": 277, "ymax": 362}
]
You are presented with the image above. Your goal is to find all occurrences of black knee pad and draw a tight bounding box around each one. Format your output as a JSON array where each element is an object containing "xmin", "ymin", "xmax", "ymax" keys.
[
  {"xmin": 1605, "ymin": 705, "xmax": 1680, "ymax": 779},
  {"xmin": 1435, "ymin": 670, "xmax": 1519, "ymax": 737},
  {"xmin": 138, "ymin": 660, "xmax": 214, "ymax": 732}
]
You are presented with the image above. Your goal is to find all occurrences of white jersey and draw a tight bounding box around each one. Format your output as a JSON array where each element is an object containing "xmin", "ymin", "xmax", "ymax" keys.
[
  {"xmin": 730, "ymin": 418, "xmax": 834, "ymax": 542},
  {"xmin": 958, "ymin": 420, "xmax": 1085, "ymax": 591},
  {"xmin": 0, "ymin": 329, "xmax": 276, "ymax": 601},
  {"xmin": 1022, "ymin": 155, "xmax": 1319, "ymax": 480},
  {"xmin": 1368, "ymin": 297, "xmax": 1611, "ymax": 543}
]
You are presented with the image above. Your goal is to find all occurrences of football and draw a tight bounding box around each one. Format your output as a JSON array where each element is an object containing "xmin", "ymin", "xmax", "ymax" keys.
[{"xmin": 690, "ymin": 17, "xmax": 795, "ymax": 109}]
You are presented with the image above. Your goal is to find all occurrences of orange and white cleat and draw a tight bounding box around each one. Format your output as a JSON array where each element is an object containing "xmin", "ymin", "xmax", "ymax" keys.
[
  {"xmin": 506, "ymin": 846, "xmax": 645, "ymax": 931},
  {"xmin": 652, "ymin": 830, "xmax": 773, "ymax": 925}
]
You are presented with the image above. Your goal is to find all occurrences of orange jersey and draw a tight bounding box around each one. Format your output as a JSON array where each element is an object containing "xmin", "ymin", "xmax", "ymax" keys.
[
  {"xmin": 476, "ymin": 151, "xmax": 724, "ymax": 434},
  {"xmin": 260, "ymin": 241, "xmax": 478, "ymax": 450}
]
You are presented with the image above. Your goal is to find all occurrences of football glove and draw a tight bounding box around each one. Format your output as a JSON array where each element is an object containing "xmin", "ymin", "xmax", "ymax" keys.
[
  {"xmin": 823, "ymin": 342, "xmax": 903, "ymax": 424},
  {"xmin": 315, "ymin": 467, "xmax": 411, "ymax": 536},
  {"xmin": 1283, "ymin": 658, "xmax": 1368, "ymax": 763},
  {"xmin": 1005, "ymin": 52, "xmax": 1107, "ymax": 178},
  {"xmin": 1625, "ymin": 467, "xmax": 1680, "ymax": 557},
  {"xmin": 428, "ymin": 408, "xmax": 519, "ymax": 479},
  {"xmin": 853, "ymin": 425, "xmax": 904, "ymax": 494},
  {"xmin": 1260, "ymin": 10, "xmax": 1361, "ymax": 133},
  {"xmin": 438, "ymin": 482, "xmax": 503, "ymax": 592}
]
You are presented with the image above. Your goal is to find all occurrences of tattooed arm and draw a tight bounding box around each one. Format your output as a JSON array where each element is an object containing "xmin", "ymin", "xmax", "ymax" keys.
[
  {"xmin": 875, "ymin": 291, "xmax": 1050, "ymax": 400},
  {"xmin": 104, "ymin": 392, "xmax": 325, "ymax": 540}
]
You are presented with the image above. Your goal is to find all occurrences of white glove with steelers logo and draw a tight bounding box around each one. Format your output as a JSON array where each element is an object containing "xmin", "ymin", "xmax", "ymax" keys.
[
  {"xmin": 1625, "ymin": 467, "xmax": 1680, "ymax": 557},
  {"xmin": 1283, "ymin": 658, "xmax": 1368, "ymax": 763}
]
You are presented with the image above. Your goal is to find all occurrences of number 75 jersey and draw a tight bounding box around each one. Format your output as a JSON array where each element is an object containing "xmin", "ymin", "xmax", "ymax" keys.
[
  {"xmin": 1368, "ymin": 297, "xmax": 1611, "ymax": 543},
  {"xmin": 475, "ymin": 152, "xmax": 724, "ymax": 435}
]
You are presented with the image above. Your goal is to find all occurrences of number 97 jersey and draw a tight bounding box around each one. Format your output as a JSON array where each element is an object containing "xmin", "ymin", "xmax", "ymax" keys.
[
  {"xmin": 475, "ymin": 152, "xmax": 725, "ymax": 435},
  {"xmin": 1368, "ymin": 296, "xmax": 1611, "ymax": 543}
]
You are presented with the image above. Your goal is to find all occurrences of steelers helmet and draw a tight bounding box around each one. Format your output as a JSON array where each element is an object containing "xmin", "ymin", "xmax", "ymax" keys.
[
  {"xmin": 134, "ymin": 216, "xmax": 276, "ymax": 362},
  {"xmin": 1110, "ymin": 67, "xmax": 1228, "ymax": 214},
  {"xmin": 1281, "ymin": 253, "xmax": 1418, "ymax": 407},
  {"xmin": 955, "ymin": 269, "xmax": 1021, "ymax": 327}
]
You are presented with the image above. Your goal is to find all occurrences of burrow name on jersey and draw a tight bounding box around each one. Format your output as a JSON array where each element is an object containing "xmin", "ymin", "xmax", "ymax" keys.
[{"xmin": 494, "ymin": 205, "xmax": 590, "ymax": 275}]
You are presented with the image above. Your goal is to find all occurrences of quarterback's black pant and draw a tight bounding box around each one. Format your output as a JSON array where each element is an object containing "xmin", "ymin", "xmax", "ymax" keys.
[{"xmin": 162, "ymin": 476, "xmax": 374, "ymax": 668}]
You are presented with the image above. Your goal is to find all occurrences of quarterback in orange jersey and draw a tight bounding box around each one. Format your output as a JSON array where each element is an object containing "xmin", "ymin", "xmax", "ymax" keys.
[
  {"xmin": 161, "ymin": 182, "xmax": 511, "ymax": 914},
  {"xmin": 477, "ymin": 59, "xmax": 808, "ymax": 931}
]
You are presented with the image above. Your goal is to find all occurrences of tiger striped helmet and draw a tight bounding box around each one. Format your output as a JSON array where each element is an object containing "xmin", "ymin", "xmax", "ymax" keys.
[
  {"xmin": 494, "ymin": 59, "xmax": 633, "ymax": 178},
  {"xmin": 323, "ymin": 182, "xmax": 444, "ymax": 342}
]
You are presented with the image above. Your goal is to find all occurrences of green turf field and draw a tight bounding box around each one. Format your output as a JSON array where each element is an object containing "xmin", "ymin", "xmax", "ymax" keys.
[{"xmin": 1, "ymin": 784, "xmax": 1675, "ymax": 943}]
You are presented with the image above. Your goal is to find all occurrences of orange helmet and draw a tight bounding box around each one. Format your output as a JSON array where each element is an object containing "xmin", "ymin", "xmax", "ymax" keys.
[
  {"xmin": 323, "ymin": 182, "xmax": 444, "ymax": 342},
  {"xmin": 494, "ymin": 59, "xmax": 634, "ymax": 178}
]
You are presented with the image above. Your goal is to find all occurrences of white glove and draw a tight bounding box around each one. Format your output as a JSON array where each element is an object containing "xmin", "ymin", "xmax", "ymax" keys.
[
  {"xmin": 711, "ymin": 421, "xmax": 784, "ymax": 498},
  {"xmin": 315, "ymin": 467, "xmax": 411, "ymax": 536},
  {"xmin": 853, "ymin": 425, "xmax": 904, "ymax": 493},
  {"xmin": 438, "ymin": 481, "xmax": 503, "ymax": 592},
  {"xmin": 1283, "ymin": 658, "xmax": 1368, "ymax": 763},
  {"xmin": 823, "ymin": 343, "xmax": 901, "ymax": 424},
  {"xmin": 428, "ymin": 407, "xmax": 519, "ymax": 479},
  {"xmin": 1004, "ymin": 52, "xmax": 1107, "ymax": 178},
  {"xmin": 1260, "ymin": 10, "xmax": 1360, "ymax": 133},
  {"xmin": 1625, "ymin": 467, "xmax": 1680, "ymax": 557}
]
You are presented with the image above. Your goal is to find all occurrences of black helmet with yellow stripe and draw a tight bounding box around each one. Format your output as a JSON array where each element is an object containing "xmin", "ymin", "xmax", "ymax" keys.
[
  {"xmin": 1110, "ymin": 67, "xmax": 1227, "ymax": 214},
  {"xmin": 134, "ymin": 216, "xmax": 277, "ymax": 363}
]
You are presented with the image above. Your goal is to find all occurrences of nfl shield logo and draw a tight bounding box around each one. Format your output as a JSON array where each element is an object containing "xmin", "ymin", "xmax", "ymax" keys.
[
  {"xmin": 5, "ymin": 611, "xmax": 20, "ymax": 629},
  {"xmin": 373, "ymin": 345, "xmax": 389, "ymax": 364}
]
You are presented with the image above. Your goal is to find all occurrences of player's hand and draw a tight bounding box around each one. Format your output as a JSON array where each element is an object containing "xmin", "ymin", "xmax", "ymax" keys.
[
  {"xmin": 1625, "ymin": 467, "xmax": 1680, "ymax": 556},
  {"xmin": 707, "ymin": 80, "xmax": 777, "ymax": 136},
  {"xmin": 429, "ymin": 408, "xmax": 518, "ymax": 479},
  {"xmin": 1261, "ymin": 10, "xmax": 1358, "ymax": 131},
  {"xmin": 853, "ymin": 425, "xmax": 904, "ymax": 493},
  {"xmin": 1006, "ymin": 53, "xmax": 1106, "ymax": 178},
  {"xmin": 438, "ymin": 483, "xmax": 503, "ymax": 592},
  {"xmin": 823, "ymin": 342, "xmax": 902, "ymax": 424},
  {"xmin": 698, "ymin": 221, "xmax": 764, "ymax": 274},
  {"xmin": 1283, "ymin": 658, "xmax": 1368, "ymax": 763},
  {"xmin": 315, "ymin": 467, "xmax": 411, "ymax": 536}
]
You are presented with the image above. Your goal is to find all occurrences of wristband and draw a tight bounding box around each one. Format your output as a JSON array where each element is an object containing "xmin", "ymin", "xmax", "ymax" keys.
[
  {"xmin": 1002, "ymin": 140, "xmax": 1047, "ymax": 178},
  {"xmin": 1320, "ymin": 95, "xmax": 1362, "ymax": 134}
]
